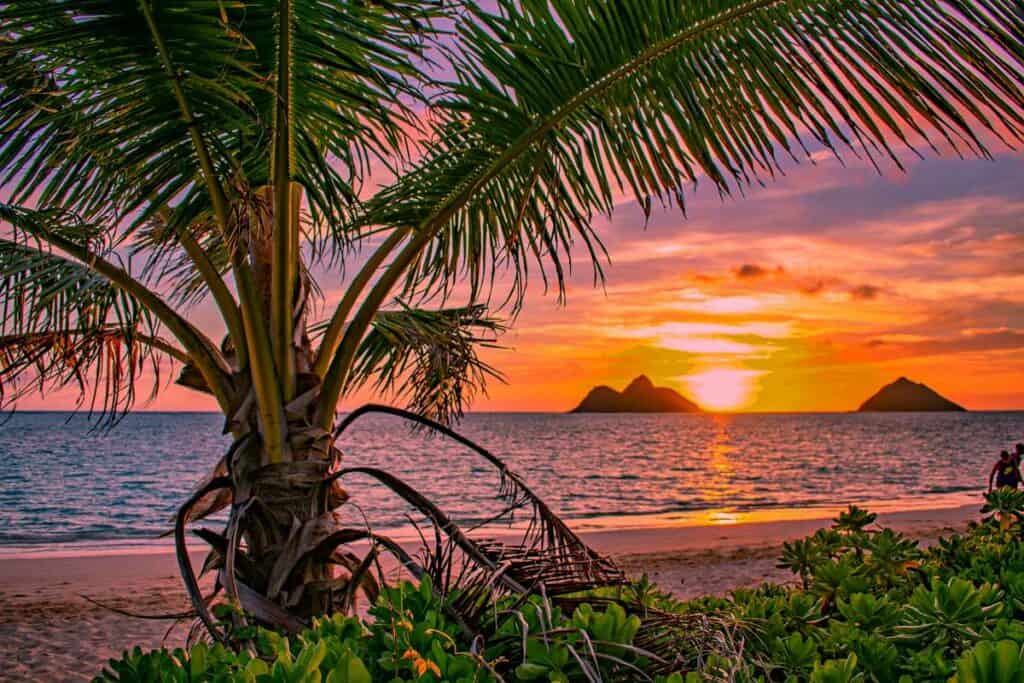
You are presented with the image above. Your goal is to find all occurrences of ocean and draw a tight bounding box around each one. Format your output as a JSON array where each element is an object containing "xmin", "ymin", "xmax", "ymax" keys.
[{"xmin": 1, "ymin": 411, "xmax": 1021, "ymax": 555}]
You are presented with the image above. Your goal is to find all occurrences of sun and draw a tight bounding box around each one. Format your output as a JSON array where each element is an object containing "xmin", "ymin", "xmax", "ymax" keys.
[{"xmin": 684, "ymin": 367, "xmax": 761, "ymax": 411}]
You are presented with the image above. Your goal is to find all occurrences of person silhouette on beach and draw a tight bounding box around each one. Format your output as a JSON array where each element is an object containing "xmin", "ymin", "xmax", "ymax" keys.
[
  {"xmin": 1016, "ymin": 443, "xmax": 1024, "ymax": 467},
  {"xmin": 989, "ymin": 450, "xmax": 1022, "ymax": 492}
]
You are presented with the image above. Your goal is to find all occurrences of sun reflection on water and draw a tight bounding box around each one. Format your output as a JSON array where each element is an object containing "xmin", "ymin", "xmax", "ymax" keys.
[{"xmin": 698, "ymin": 415, "xmax": 744, "ymax": 508}]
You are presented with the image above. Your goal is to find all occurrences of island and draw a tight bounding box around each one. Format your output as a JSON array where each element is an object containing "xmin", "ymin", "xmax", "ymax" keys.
[
  {"xmin": 857, "ymin": 377, "xmax": 966, "ymax": 412},
  {"xmin": 570, "ymin": 375, "xmax": 702, "ymax": 413}
]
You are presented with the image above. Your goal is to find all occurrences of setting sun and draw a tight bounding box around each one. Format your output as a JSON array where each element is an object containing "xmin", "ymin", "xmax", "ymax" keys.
[{"xmin": 683, "ymin": 368, "xmax": 762, "ymax": 411}]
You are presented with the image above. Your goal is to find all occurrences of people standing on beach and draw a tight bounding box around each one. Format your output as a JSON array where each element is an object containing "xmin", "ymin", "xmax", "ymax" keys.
[
  {"xmin": 1015, "ymin": 443, "xmax": 1024, "ymax": 467},
  {"xmin": 989, "ymin": 450, "xmax": 1022, "ymax": 492}
]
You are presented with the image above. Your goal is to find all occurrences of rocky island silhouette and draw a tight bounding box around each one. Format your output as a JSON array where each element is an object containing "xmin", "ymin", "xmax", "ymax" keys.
[
  {"xmin": 571, "ymin": 375, "xmax": 702, "ymax": 413},
  {"xmin": 858, "ymin": 377, "xmax": 966, "ymax": 412}
]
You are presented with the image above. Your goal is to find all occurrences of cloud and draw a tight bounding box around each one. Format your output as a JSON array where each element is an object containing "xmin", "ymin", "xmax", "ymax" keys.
[
  {"xmin": 734, "ymin": 263, "xmax": 787, "ymax": 280},
  {"xmin": 735, "ymin": 263, "xmax": 767, "ymax": 278},
  {"xmin": 850, "ymin": 284, "xmax": 882, "ymax": 300},
  {"xmin": 799, "ymin": 279, "xmax": 829, "ymax": 296},
  {"xmin": 852, "ymin": 329, "xmax": 1024, "ymax": 362}
]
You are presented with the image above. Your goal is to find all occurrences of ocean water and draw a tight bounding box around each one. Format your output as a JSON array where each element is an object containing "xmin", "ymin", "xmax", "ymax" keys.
[{"xmin": 0, "ymin": 411, "xmax": 1021, "ymax": 553}]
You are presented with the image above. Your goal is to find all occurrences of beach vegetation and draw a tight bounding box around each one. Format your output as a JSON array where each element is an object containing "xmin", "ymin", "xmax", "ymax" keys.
[
  {"xmin": 981, "ymin": 489, "xmax": 1024, "ymax": 531},
  {"xmin": 4, "ymin": 0, "xmax": 1024, "ymax": 670},
  {"xmin": 670, "ymin": 505, "xmax": 1024, "ymax": 682},
  {"xmin": 97, "ymin": 582, "xmax": 693, "ymax": 682},
  {"xmin": 97, "ymin": 503, "xmax": 1024, "ymax": 681}
]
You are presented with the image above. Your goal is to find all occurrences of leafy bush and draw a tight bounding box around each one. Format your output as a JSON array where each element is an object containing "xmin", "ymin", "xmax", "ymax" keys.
[
  {"xmin": 98, "ymin": 504, "xmax": 1024, "ymax": 682},
  {"xmin": 953, "ymin": 640, "xmax": 1024, "ymax": 683},
  {"xmin": 97, "ymin": 580, "xmax": 676, "ymax": 682},
  {"xmin": 676, "ymin": 504, "xmax": 1024, "ymax": 682}
]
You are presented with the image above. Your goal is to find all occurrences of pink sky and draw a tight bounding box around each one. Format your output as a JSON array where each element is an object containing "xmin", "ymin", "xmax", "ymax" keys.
[{"xmin": 15, "ymin": 145, "xmax": 1024, "ymax": 414}]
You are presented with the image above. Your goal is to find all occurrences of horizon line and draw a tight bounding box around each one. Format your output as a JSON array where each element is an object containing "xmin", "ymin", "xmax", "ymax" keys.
[{"xmin": 9, "ymin": 408, "xmax": 1024, "ymax": 415}]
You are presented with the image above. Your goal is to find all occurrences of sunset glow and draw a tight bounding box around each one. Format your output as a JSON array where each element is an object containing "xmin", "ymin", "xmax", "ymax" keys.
[
  {"xmin": 13, "ymin": 149, "xmax": 1024, "ymax": 414},
  {"xmin": 684, "ymin": 368, "xmax": 762, "ymax": 412}
]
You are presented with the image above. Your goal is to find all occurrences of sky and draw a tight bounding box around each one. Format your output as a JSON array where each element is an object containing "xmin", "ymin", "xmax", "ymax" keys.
[
  {"xmin": 461, "ymin": 146, "xmax": 1024, "ymax": 413},
  {"xmin": 17, "ymin": 138, "xmax": 1023, "ymax": 414}
]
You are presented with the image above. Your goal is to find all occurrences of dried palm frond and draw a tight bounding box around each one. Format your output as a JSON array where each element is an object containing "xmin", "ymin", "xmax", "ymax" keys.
[
  {"xmin": 336, "ymin": 404, "xmax": 626, "ymax": 595},
  {"xmin": 0, "ymin": 328, "xmax": 177, "ymax": 422},
  {"xmin": 333, "ymin": 404, "xmax": 627, "ymax": 635}
]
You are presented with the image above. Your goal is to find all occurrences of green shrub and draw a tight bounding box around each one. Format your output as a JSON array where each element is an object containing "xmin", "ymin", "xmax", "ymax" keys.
[
  {"xmin": 953, "ymin": 640, "xmax": 1024, "ymax": 683},
  {"xmin": 809, "ymin": 655, "xmax": 863, "ymax": 683},
  {"xmin": 98, "ymin": 503, "xmax": 1024, "ymax": 682},
  {"xmin": 97, "ymin": 580, "xmax": 677, "ymax": 682},
  {"xmin": 897, "ymin": 577, "xmax": 1003, "ymax": 649},
  {"xmin": 678, "ymin": 503, "xmax": 1024, "ymax": 682}
]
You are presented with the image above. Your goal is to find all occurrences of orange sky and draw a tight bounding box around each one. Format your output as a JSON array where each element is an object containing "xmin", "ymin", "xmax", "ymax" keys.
[
  {"xmin": 15, "ymin": 146, "xmax": 1024, "ymax": 414},
  {"xmin": 473, "ymin": 148, "xmax": 1024, "ymax": 412}
]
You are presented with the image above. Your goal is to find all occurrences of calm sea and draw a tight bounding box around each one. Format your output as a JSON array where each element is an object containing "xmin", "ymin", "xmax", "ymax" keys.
[{"xmin": 1, "ymin": 411, "xmax": 1021, "ymax": 554}]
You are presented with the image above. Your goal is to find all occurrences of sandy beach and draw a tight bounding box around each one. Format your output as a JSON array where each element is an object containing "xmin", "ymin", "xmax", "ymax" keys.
[{"xmin": 0, "ymin": 504, "xmax": 979, "ymax": 682}]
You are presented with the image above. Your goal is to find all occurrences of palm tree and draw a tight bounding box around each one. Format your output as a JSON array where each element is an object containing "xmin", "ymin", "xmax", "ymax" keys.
[{"xmin": 2, "ymin": 0, "xmax": 1022, "ymax": 642}]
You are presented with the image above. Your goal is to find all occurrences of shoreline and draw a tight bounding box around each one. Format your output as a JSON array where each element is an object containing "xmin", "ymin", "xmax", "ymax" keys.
[
  {"xmin": 0, "ymin": 501, "xmax": 982, "ymax": 681},
  {"xmin": 0, "ymin": 490, "xmax": 983, "ymax": 561}
]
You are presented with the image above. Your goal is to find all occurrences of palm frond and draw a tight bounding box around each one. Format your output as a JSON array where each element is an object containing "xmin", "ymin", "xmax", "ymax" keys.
[
  {"xmin": 134, "ymin": 211, "xmax": 231, "ymax": 308},
  {"xmin": 0, "ymin": 328, "xmax": 179, "ymax": 422},
  {"xmin": 360, "ymin": 0, "xmax": 1024, "ymax": 310},
  {"xmin": 0, "ymin": 0, "xmax": 437, "ymax": 241},
  {"xmin": 343, "ymin": 304, "xmax": 505, "ymax": 425},
  {"xmin": 334, "ymin": 406, "xmax": 628, "ymax": 611},
  {"xmin": 287, "ymin": 0, "xmax": 439, "ymax": 233},
  {"xmin": 335, "ymin": 464, "xmax": 627, "ymax": 625},
  {"xmin": 0, "ymin": 206, "xmax": 188, "ymax": 421},
  {"xmin": 0, "ymin": 33, "xmax": 122, "ymax": 222},
  {"xmin": 0, "ymin": 0, "xmax": 257, "ymax": 226}
]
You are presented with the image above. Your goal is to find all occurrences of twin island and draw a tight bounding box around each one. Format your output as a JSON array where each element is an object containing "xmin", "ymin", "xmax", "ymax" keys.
[{"xmin": 570, "ymin": 375, "xmax": 965, "ymax": 413}]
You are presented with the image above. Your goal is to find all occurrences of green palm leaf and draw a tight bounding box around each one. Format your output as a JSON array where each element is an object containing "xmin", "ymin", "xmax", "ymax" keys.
[
  {"xmin": 367, "ymin": 0, "xmax": 1024, "ymax": 308},
  {"xmin": 133, "ymin": 207, "xmax": 233, "ymax": 308},
  {"xmin": 1, "ymin": 0, "xmax": 257, "ymax": 223},
  {"xmin": 0, "ymin": 0, "xmax": 434, "ymax": 230},
  {"xmin": 344, "ymin": 304, "xmax": 505, "ymax": 425},
  {"xmin": 0, "ymin": 208, "xmax": 179, "ymax": 419}
]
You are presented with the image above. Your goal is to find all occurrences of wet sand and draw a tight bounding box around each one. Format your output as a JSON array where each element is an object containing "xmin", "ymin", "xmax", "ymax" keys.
[{"xmin": 0, "ymin": 504, "xmax": 978, "ymax": 682}]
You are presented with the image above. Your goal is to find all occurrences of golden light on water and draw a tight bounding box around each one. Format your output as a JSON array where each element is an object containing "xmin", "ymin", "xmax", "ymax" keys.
[{"xmin": 684, "ymin": 367, "xmax": 762, "ymax": 411}]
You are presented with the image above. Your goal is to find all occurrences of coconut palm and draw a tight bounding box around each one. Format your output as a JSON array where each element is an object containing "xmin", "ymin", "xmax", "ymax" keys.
[{"xmin": 2, "ymin": 0, "xmax": 1023, "ymax": 644}]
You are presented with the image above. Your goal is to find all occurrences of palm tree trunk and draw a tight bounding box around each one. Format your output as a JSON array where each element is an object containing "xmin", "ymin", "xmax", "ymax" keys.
[
  {"xmin": 178, "ymin": 216, "xmax": 352, "ymax": 627},
  {"xmin": 229, "ymin": 438, "xmax": 345, "ymax": 620},
  {"xmin": 179, "ymin": 426, "xmax": 349, "ymax": 631}
]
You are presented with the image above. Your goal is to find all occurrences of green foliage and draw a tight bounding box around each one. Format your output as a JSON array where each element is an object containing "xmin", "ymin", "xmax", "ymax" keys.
[
  {"xmin": 898, "ymin": 578, "xmax": 1004, "ymax": 648},
  {"xmin": 98, "ymin": 579, "xmax": 680, "ymax": 682},
  {"xmin": 835, "ymin": 594, "xmax": 898, "ymax": 631},
  {"xmin": 833, "ymin": 507, "xmax": 877, "ymax": 535},
  {"xmin": 97, "ymin": 643, "xmax": 269, "ymax": 683},
  {"xmin": 98, "ymin": 505, "xmax": 1024, "ymax": 683},
  {"xmin": 491, "ymin": 596, "xmax": 654, "ymax": 680},
  {"xmin": 347, "ymin": 304, "xmax": 505, "ymax": 425},
  {"xmin": 365, "ymin": 580, "xmax": 491, "ymax": 682},
  {"xmin": 0, "ymin": 205, "xmax": 168, "ymax": 419},
  {"xmin": 779, "ymin": 537, "xmax": 821, "ymax": 587},
  {"xmin": 953, "ymin": 640, "xmax": 1024, "ymax": 683},
  {"xmin": 769, "ymin": 632, "xmax": 820, "ymax": 678},
  {"xmin": 982, "ymin": 489, "xmax": 1024, "ymax": 530},
  {"xmin": 673, "ymin": 505, "xmax": 1024, "ymax": 682},
  {"xmin": 96, "ymin": 593, "xmax": 483, "ymax": 683},
  {"xmin": 810, "ymin": 655, "xmax": 864, "ymax": 683}
]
